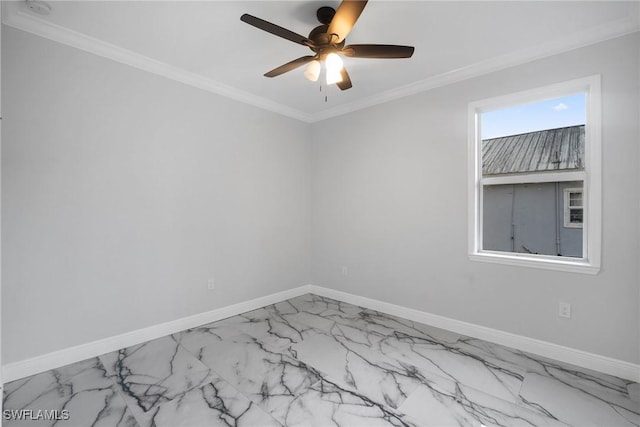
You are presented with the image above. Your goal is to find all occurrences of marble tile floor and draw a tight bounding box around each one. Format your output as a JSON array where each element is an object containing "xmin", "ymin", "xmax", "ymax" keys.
[{"xmin": 3, "ymin": 293, "xmax": 639, "ymax": 427}]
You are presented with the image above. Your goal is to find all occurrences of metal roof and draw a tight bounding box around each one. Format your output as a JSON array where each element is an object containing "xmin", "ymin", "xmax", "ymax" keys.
[{"xmin": 482, "ymin": 125, "xmax": 584, "ymax": 176}]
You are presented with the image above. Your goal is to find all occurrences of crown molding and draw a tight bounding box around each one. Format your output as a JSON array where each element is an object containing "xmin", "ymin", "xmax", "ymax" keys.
[
  {"xmin": 1, "ymin": 4, "xmax": 314, "ymax": 123},
  {"xmin": 2, "ymin": 3, "xmax": 639, "ymax": 124},
  {"xmin": 311, "ymin": 16, "xmax": 640, "ymax": 122}
]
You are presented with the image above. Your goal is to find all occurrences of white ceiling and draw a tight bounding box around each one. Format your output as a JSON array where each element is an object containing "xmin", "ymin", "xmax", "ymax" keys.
[{"xmin": 4, "ymin": 1, "xmax": 640, "ymax": 122}]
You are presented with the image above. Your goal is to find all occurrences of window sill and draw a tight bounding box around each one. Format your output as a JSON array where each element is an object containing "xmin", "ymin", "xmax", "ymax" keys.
[{"xmin": 469, "ymin": 251, "xmax": 600, "ymax": 275}]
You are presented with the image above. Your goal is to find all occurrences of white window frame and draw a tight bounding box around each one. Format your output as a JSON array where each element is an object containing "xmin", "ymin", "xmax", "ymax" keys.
[
  {"xmin": 564, "ymin": 188, "xmax": 584, "ymax": 229},
  {"xmin": 467, "ymin": 75, "xmax": 601, "ymax": 274}
]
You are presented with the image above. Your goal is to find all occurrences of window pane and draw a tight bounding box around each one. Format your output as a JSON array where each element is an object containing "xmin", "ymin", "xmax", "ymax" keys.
[
  {"xmin": 569, "ymin": 192, "xmax": 582, "ymax": 206},
  {"xmin": 569, "ymin": 209, "xmax": 583, "ymax": 223},
  {"xmin": 479, "ymin": 93, "xmax": 586, "ymax": 259},
  {"xmin": 481, "ymin": 93, "xmax": 586, "ymax": 140},
  {"xmin": 470, "ymin": 78, "xmax": 601, "ymax": 271},
  {"xmin": 483, "ymin": 181, "xmax": 583, "ymax": 257}
]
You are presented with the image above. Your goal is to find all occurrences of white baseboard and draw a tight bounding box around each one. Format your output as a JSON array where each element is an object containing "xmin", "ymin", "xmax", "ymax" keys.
[
  {"xmin": 2, "ymin": 285, "xmax": 312, "ymax": 383},
  {"xmin": 308, "ymin": 285, "xmax": 640, "ymax": 382},
  {"xmin": 5, "ymin": 283, "xmax": 638, "ymax": 384}
]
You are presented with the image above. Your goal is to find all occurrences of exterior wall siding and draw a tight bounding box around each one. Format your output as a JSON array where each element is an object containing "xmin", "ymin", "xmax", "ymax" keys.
[{"xmin": 483, "ymin": 181, "xmax": 583, "ymax": 257}]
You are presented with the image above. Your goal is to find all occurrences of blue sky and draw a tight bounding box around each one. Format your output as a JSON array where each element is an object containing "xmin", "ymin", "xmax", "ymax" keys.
[{"xmin": 481, "ymin": 93, "xmax": 586, "ymax": 140}]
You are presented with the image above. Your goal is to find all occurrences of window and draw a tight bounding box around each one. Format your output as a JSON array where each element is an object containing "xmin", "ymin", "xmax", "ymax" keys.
[
  {"xmin": 564, "ymin": 188, "xmax": 584, "ymax": 228},
  {"xmin": 468, "ymin": 76, "xmax": 601, "ymax": 274}
]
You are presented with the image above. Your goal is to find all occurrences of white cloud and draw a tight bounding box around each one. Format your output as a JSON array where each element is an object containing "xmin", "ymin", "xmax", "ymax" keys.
[{"xmin": 553, "ymin": 102, "xmax": 569, "ymax": 111}]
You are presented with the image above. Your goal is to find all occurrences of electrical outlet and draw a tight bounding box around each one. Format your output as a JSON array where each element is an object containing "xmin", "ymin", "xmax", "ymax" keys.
[
  {"xmin": 341, "ymin": 266, "xmax": 348, "ymax": 276},
  {"xmin": 558, "ymin": 302, "xmax": 571, "ymax": 318},
  {"xmin": 207, "ymin": 278, "xmax": 215, "ymax": 290}
]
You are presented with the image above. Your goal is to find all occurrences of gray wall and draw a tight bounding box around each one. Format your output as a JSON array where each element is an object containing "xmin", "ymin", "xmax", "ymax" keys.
[
  {"xmin": 2, "ymin": 26, "xmax": 312, "ymax": 364},
  {"xmin": 483, "ymin": 181, "xmax": 583, "ymax": 257},
  {"xmin": 3, "ymin": 26, "xmax": 639, "ymax": 367},
  {"xmin": 311, "ymin": 33, "xmax": 640, "ymax": 363}
]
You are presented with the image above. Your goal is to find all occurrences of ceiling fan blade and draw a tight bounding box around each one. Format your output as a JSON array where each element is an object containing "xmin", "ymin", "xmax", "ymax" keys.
[
  {"xmin": 343, "ymin": 44, "xmax": 415, "ymax": 58},
  {"xmin": 241, "ymin": 14, "xmax": 311, "ymax": 46},
  {"xmin": 327, "ymin": 0, "xmax": 368, "ymax": 43},
  {"xmin": 337, "ymin": 67, "xmax": 353, "ymax": 90},
  {"xmin": 265, "ymin": 56, "xmax": 316, "ymax": 78}
]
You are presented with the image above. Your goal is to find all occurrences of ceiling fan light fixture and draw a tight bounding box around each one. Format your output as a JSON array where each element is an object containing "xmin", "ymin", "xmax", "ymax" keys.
[
  {"xmin": 325, "ymin": 52, "xmax": 343, "ymax": 73},
  {"xmin": 304, "ymin": 60, "xmax": 321, "ymax": 82},
  {"xmin": 326, "ymin": 69, "xmax": 343, "ymax": 85},
  {"xmin": 325, "ymin": 52, "xmax": 344, "ymax": 85}
]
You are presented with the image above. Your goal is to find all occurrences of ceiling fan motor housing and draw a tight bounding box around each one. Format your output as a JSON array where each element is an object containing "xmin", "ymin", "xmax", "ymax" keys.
[
  {"xmin": 308, "ymin": 24, "xmax": 345, "ymax": 56},
  {"xmin": 316, "ymin": 6, "xmax": 336, "ymax": 24}
]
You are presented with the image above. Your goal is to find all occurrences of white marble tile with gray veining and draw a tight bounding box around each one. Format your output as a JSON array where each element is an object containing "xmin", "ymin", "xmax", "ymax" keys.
[
  {"xmin": 99, "ymin": 335, "xmax": 215, "ymax": 426},
  {"xmin": 397, "ymin": 381, "xmax": 569, "ymax": 427},
  {"xmin": 451, "ymin": 336, "xmax": 640, "ymax": 425},
  {"xmin": 280, "ymin": 293, "xmax": 365, "ymax": 318},
  {"xmin": 210, "ymin": 305, "xmax": 311, "ymax": 349},
  {"xmin": 188, "ymin": 294, "xmax": 364, "ymax": 354},
  {"xmin": 628, "ymin": 383, "xmax": 640, "ymax": 404},
  {"xmin": 147, "ymin": 377, "xmax": 282, "ymax": 427},
  {"xmin": 276, "ymin": 377, "xmax": 421, "ymax": 427},
  {"xmin": 269, "ymin": 294, "xmax": 367, "ymax": 333},
  {"xmin": 288, "ymin": 307, "xmax": 526, "ymax": 406},
  {"xmin": 3, "ymin": 357, "xmax": 138, "ymax": 427},
  {"xmin": 518, "ymin": 372, "xmax": 640, "ymax": 427},
  {"xmin": 376, "ymin": 328, "xmax": 526, "ymax": 403},
  {"xmin": 177, "ymin": 326, "xmax": 421, "ymax": 426},
  {"xmin": 288, "ymin": 325, "xmax": 421, "ymax": 409},
  {"xmin": 358, "ymin": 309, "xmax": 640, "ymax": 425},
  {"xmin": 353, "ymin": 308, "xmax": 637, "ymax": 411},
  {"xmin": 176, "ymin": 328, "xmax": 324, "ymax": 420},
  {"xmin": 4, "ymin": 293, "xmax": 637, "ymax": 427}
]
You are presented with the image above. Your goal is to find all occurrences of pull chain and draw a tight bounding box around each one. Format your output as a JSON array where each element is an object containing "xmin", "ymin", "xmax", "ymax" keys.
[{"xmin": 319, "ymin": 84, "xmax": 328, "ymax": 103}]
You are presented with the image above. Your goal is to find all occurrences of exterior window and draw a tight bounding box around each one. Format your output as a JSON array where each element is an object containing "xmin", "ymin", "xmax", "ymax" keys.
[
  {"xmin": 468, "ymin": 76, "xmax": 601, "ymax": 274},
  {"xmin": 564, "ymin": 188, "xmax": 584, "ymax": 228}
]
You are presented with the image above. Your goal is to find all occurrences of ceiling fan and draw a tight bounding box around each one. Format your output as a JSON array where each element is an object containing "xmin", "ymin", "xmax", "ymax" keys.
[{"xmin": 240, "ymin": 0, "xmax": 415, "ymax": 90}]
